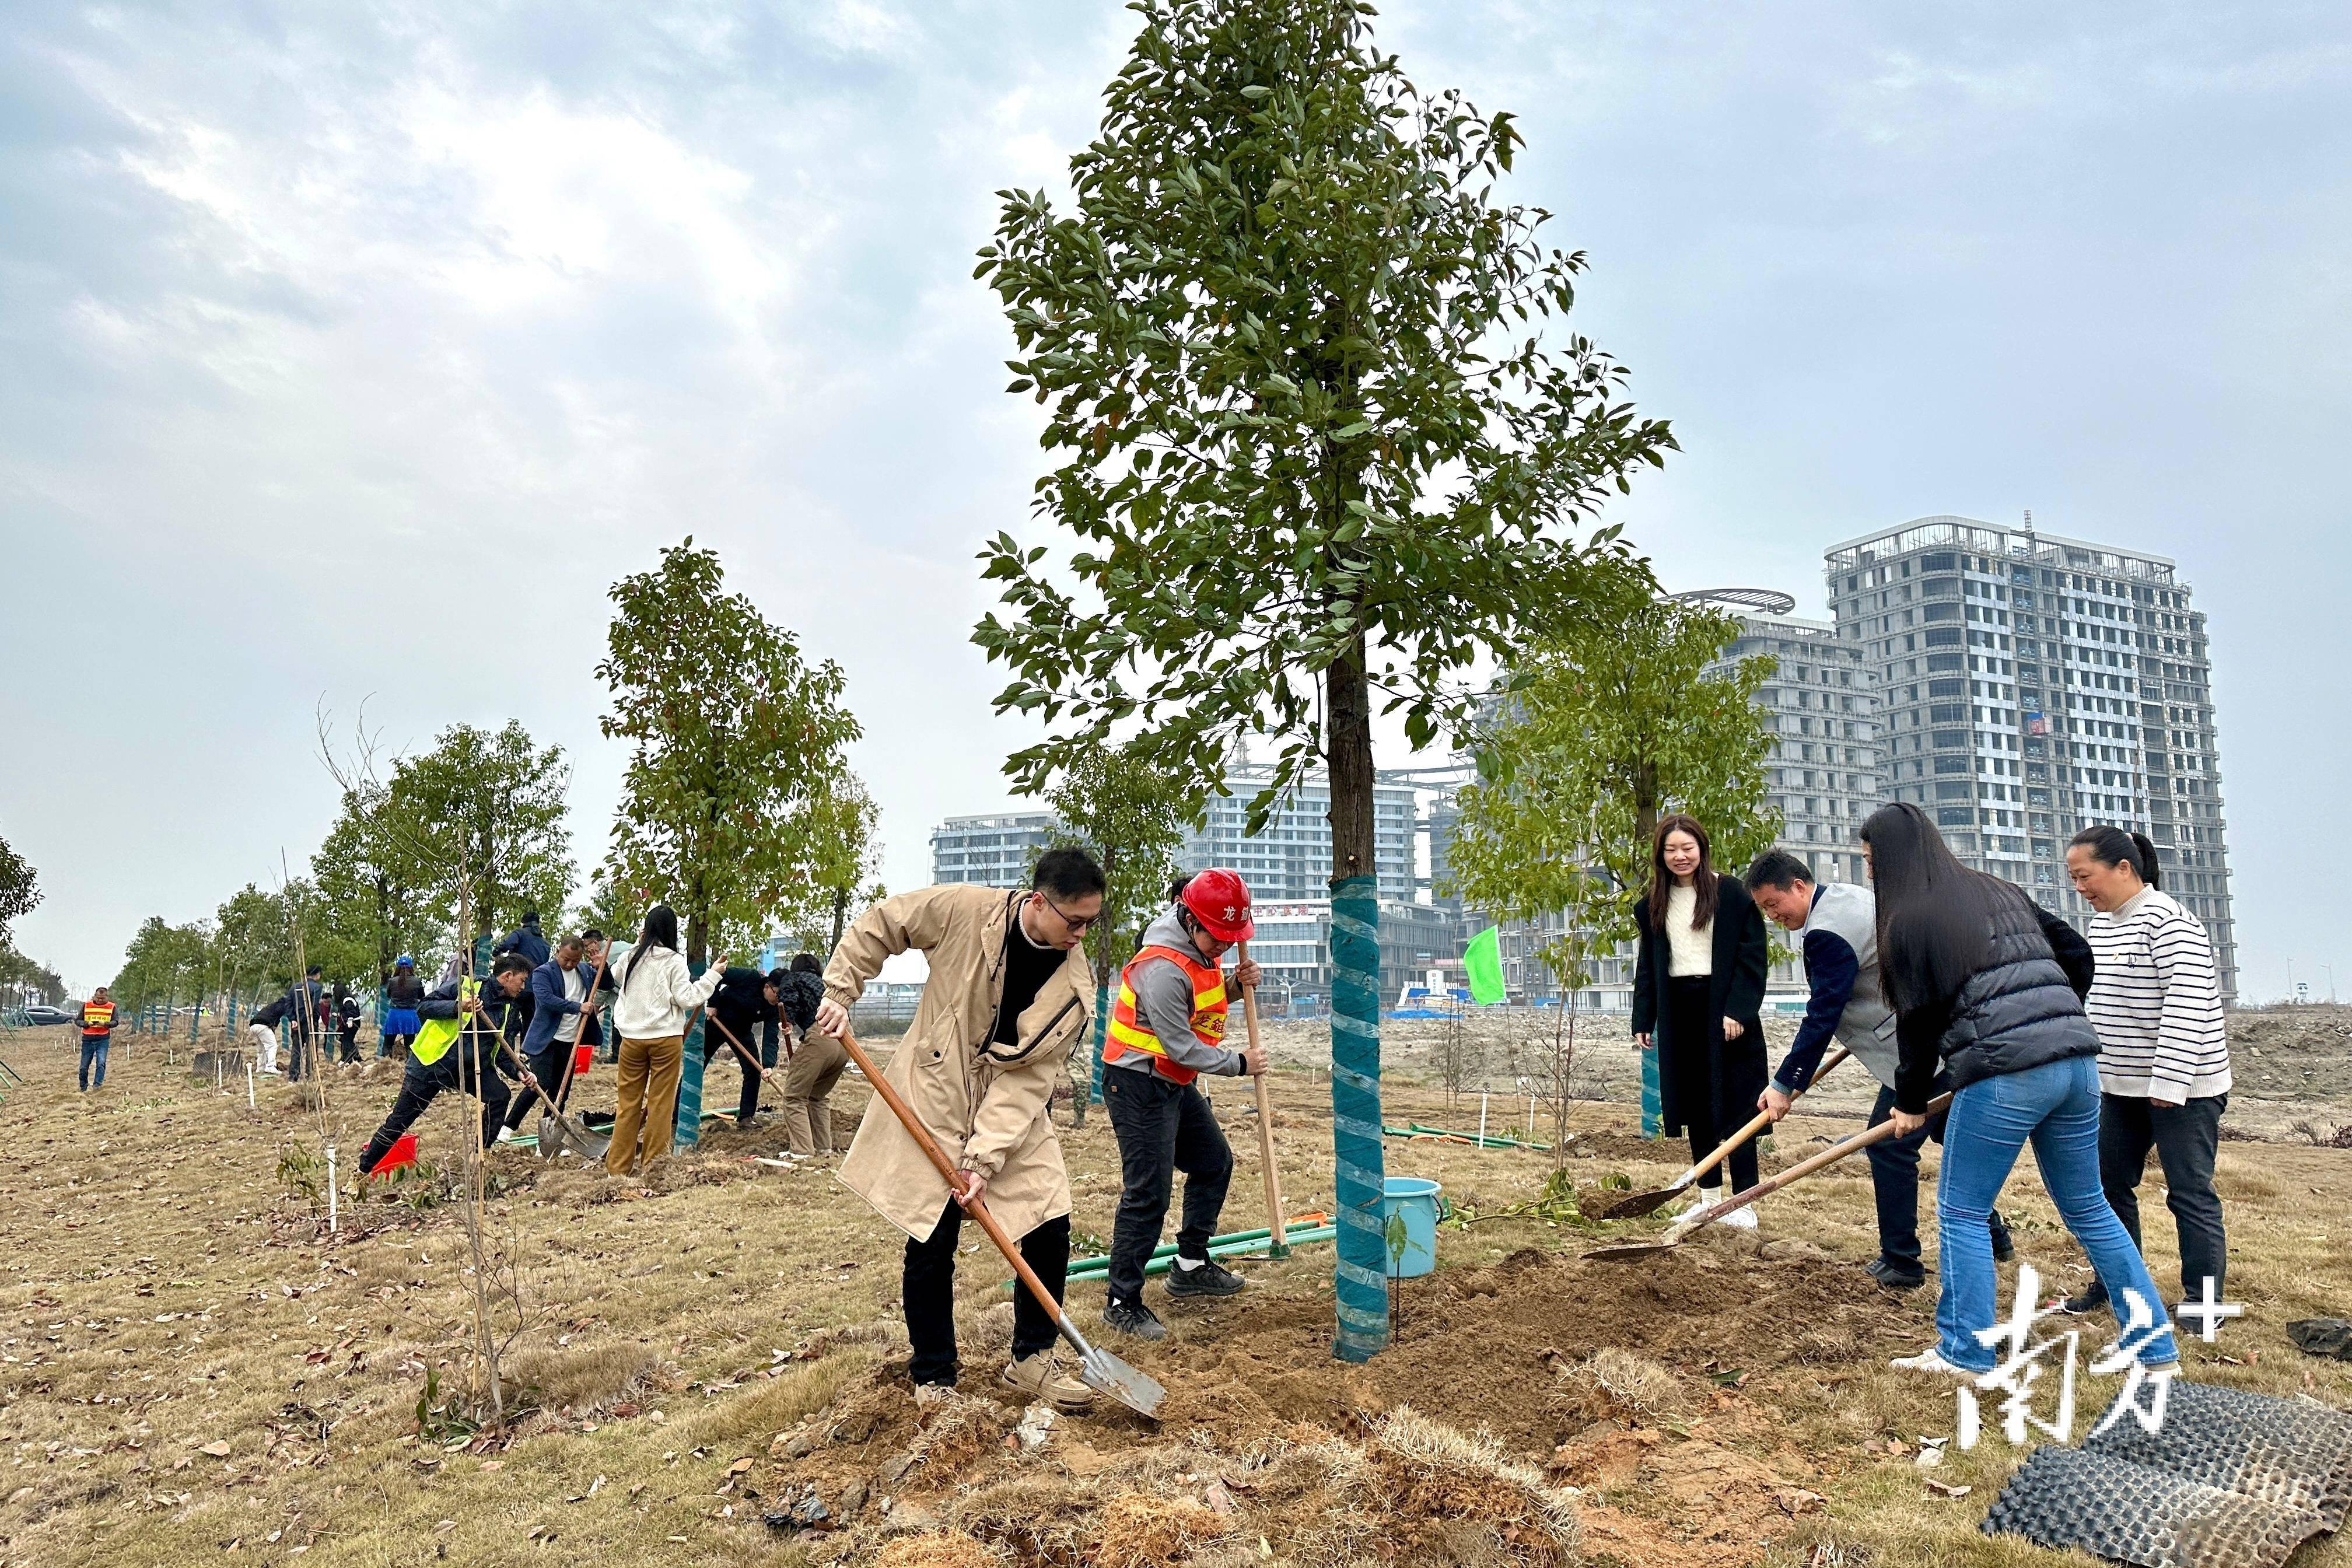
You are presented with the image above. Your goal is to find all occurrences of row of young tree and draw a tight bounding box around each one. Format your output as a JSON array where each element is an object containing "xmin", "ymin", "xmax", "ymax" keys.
[
  {"xmin": 107, "ymin": 538, "xmax": 885, "ymax": 1009},
  {"xmin": 0, "ymin": 831, "xmax": 64, "ymax": 1007}
]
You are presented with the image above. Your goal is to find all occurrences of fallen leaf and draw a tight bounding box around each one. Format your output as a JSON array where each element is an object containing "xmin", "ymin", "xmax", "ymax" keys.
[
  {"xmin": 200, "ymin": 1442, "xmax": 232, "ymax": 1458},
  {"xmin": 727, "ymin": 1457, "xmax": 755, "ymax": 1475},
  {"xmin": 1925, "ymin": 1479, "xmax": 1972, "ymax": 1499}
]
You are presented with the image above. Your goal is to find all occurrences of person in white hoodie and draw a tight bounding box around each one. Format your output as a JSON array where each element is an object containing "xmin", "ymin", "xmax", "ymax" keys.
[{"xmin": 604, "ymin": 904, "xmax": 727, "ymax": 1177}]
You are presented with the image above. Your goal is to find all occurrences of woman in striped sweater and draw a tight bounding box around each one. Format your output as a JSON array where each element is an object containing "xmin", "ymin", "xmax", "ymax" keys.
[{"xmin": 2062, "ymin": 826, "xmax": 2231, "ymax": 1318}]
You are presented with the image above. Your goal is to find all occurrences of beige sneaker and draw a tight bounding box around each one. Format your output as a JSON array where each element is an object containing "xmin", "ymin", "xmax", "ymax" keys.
[
  {"xmin": 912, "ymin": 1382, "xmax": 957, "ymax": 1418},
  {"xmin": 999, "ymin": 1351, "xmax": 1096, "ymax": 1413}
]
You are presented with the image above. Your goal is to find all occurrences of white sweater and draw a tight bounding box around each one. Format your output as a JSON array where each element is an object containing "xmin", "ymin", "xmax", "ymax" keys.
[
  {"xmin": 2085, "ymin": 888, "xmax": 2231, "ymax": 1104},
  {"xmin": 1665, "ymin": 883, "xmax": 1712, "ymax": 977},
  {"xmin": 609, "ymin": 944, "xmax": 724, "ymax": 1039}
]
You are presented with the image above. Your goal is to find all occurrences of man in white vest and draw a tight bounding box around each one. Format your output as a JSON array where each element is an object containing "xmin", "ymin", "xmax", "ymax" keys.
[{"xmin": 1744, "ymin": 851, "xmax": 2013, "ymax": 1290}]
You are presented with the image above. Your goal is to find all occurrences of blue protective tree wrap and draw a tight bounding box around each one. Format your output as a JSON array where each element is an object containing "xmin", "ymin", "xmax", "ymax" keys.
[
  {"xmin": 1328, "ymin": 873, "xmax": 1390, "ymax": 1362},
  {"xmin": 674, "ymin": 957, "xmax": 708, "ymax": 1147},
  {"xmin": 1640, "ymin": 1038, "xmax": 1662, "ymax": 1138},
  {"xmin": 1086, "ymin": 972, "xmax": 1112, "ymax": 1104}
]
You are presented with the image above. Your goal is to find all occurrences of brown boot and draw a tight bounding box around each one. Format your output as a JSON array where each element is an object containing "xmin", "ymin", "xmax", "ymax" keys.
[{"xmin": 999, "ymin": 1351, "xmax": 1096, "ymax": 1413}]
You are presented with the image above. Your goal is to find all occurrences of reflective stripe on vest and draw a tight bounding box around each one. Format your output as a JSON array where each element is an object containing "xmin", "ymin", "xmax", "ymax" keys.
[
  {"xmin": 409, "ymin": 978, "xmax": 480, "ymax": 1066},
  {"xmin": 1104, "ymin": 943, "xmax": 1227, "ymax": 1086},
  {"xmin": 80, "ymin": 1002, "xmax": 115, "ymax": 1035}
]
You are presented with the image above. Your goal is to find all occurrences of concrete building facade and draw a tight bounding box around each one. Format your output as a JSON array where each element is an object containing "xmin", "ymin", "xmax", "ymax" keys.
[{"xmin": 1825, "ymin": 515, "xmax": 2236, "ymax": 998}]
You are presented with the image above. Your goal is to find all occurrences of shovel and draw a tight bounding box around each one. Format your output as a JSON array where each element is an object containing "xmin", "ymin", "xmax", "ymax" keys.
[
  {"xmin": 514, "ymin": 1059, "xmax": 611, "ymax": 1161},
  {"xmin": 830, "ymin": 1022, "xmax": 1166, "ymax": 1420},
  {"xmin": 1590, "ymin": 1046, "xmax": 1852, "ymax": 1220},
  {"xmin": 1584, "ymin": 1089, "xmax": 1952, "ymax": 1261},
  {"xmin": 1236, "ymin": 940, "xmax": 1288, "ymax": 1257}
]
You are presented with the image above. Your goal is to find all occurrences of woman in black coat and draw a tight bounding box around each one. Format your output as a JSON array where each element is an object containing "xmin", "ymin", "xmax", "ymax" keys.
[{"xmin": 1631, "ymin": 813, "xmax": 1772, "ymax": 1222}]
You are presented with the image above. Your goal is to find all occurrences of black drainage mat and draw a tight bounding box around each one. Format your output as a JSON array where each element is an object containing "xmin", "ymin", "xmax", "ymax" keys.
[{"xmin": 1981, "ymin": 1382, "xmax": 2352, "ymax": 1568}]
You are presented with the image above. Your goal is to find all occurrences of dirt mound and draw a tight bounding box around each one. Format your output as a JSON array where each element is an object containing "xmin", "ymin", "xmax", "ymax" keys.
[{"xmin": 760, "ymin": 1240, "xmax": 1892, "ymax": 1565}]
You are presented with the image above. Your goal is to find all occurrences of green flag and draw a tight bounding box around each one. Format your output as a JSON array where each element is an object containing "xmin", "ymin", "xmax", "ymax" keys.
[{"xmin": 1463, "ymin": 925, "xmax": 1506, "ymax": 1005}]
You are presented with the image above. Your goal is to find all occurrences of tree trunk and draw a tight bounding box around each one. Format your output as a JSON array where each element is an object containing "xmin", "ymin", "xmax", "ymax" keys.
[
  {"xmin": 1325, "ymin": 634, "xmax": 1389, "ymax": 1362},
  {"xmin": 830, "ymin": 886, "xmax": 849, "ymax": 954}
]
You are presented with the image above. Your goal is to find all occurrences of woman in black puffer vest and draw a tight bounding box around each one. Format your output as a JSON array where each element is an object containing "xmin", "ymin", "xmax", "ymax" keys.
[{"xmin": 1862, "ymin": 804, "xmax": 2179, "ymax": 1380}]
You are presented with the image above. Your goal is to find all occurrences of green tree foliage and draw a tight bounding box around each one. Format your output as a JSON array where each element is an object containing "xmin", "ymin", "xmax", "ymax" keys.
[
  {"xmin": 1039, "ymin": 740, "xmax": 1196, "ymax": 991},
  {"xmin": 598, "ymin": 539, "xmax": 870, "ymax": 967},
  {"xmin": 0, "ymin": 830, "xmax": 37, "ymax": 948},
  {"xmin": 972, "ymin": 0, "xmax": 1673, "ymax": 855},
  {"xmin": 1444, "ymin": 597, "xmax": 1780, "ymax": 988},
  {"xmin": 390, "ymin": 723, "xmax": 576, "ymax": 950},
  {"xmin": 110, "ymin": 915, "xmax": 215, "ymax": 1012},
  {"xmin": 0, "ymin": 943, "xmax": 65, "ymax": 1007},
  {"xmin": 311, "ymin": 781, "xmax": 439, "ymax": 984}
]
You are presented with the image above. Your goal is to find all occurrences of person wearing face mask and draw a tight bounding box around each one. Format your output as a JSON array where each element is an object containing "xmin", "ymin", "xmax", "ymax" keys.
[
  {"xmin": 2059, "ymin": 824, "xmax": 2231, "ymax": 1320},
  {"xmin": 1097, "ymin": 870, "xmax": 1269, "ymax": 1342},
  {"xmin": 1630, "ymin": 814, "xmax": 1770, "ymax": 1227}
]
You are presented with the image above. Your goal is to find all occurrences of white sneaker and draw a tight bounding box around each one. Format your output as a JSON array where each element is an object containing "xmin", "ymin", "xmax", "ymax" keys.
[
  {"xmin": 1718, "ymin": 1205, "xmax": 1759, "ymax": 1231},
  {"xmin": 1891, "ymin": 1348, "xmax": 1979, "ymax": 1378},
  {"xmin": 495, "ymin": 1126, "xmax": 525, "ymax": 1144},
  {"xmin": 258, "ymin": 1067, "xmax": 282, "ymax": 1076}
]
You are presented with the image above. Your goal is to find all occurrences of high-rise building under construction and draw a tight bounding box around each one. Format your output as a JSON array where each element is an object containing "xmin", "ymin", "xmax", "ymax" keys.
[{"xmin": 1824, "ymin": 514, "xmax": 2236, "ymax": 999}]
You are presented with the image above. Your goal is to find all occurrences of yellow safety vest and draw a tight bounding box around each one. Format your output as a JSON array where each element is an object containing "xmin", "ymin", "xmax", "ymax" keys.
[
  {"xmin": 409, "ymin": 978, "xmax": 480, "ymax": 1067},
  {"xmin": 1104, "ymin": 944, "xmax": 1227, "ymax": 1086}
]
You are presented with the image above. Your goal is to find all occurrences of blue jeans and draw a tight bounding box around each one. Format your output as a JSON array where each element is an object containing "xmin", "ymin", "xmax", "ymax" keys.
[
  {"xmin": 79, "ymin": 1035, "xmax": 110, "ymax": 1090},
  {"xmin": 1935, "ymin": 1055, "xmax": 2179, "ymax": 1371}
]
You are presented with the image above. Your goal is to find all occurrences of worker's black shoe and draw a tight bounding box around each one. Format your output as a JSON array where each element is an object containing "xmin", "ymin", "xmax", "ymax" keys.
[
  {"xmin": 1866, "ymin": 1257, "xmax": 1926, "ymax": 1292},
  {"xmin": 1164, "ymin": 1258, "xmax": 1247, "ymax": 1298},
  {"xmin": 2060, "ymin": 1282, "xmax": 2110, "ymax": 1317},
  {"xmin": 1989, "ymin": 1213, "xmax": 2016, "ymax": 1263},
  {"xmin": 1102, "ymin": 1298, "xmax": 1167, "ymax": 1341}
]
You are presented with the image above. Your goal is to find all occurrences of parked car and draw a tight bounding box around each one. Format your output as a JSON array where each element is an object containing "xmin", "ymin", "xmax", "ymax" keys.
[{"xmin": 17, "ymin": 1005, "xmax": 71, "ymax": 1027}]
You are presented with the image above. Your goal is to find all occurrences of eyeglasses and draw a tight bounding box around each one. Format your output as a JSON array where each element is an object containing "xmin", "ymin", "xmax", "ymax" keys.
[{"xmin": 1040, "ymin": 893, "xmax": 1100, "ymax": 933}]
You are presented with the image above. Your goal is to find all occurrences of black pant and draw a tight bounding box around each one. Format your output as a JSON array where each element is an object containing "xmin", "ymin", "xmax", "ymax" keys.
[
  {"xmin": 338, "ymin": 1024, "xmax": 361, "ymax": 1063},
  {"xmin": 1667, "ymin": 977, "xmax": 1756, "ymax": 1193},
  {"xmin": 501, "ymin": 1041, "xmax": 577, "ymax": 1132},
  {"xmin": 286, "ymin": 1031, "xmax": 311, "ymax": 1082},
  {"xmin": 2094, "ymin": 1091, "xmax": 2228, "ymax": 1303},
  {"xmin": 1102, "ymin": 1068, "xmax": 1234, "ymax": 1303},
  {"xmin": 360, "ymin": 1045, "xmax": 511, "ymax": 1174},
  {"xmin": 1866, "ymin": 1085, "xmax": 2011, "ymax": 1271},
  {"xmin": 703, "ymin": 1025, "xmax": 764, "ymax": 1124},
  {"xmin": 904, "ymin": 1201, "xmax": 1067, "ymax": 1386}
]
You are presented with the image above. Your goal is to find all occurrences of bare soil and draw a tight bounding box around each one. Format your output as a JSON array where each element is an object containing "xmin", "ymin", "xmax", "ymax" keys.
[{"xmin": 4, "ymin": 1015, "xmax": 2351, "ymax": 1568}]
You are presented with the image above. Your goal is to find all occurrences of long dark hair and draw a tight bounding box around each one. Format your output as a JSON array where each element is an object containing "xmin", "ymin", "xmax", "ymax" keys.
[
  {"xmin": 623, "ymin": 904, "xmax": 680, "ymax": 989},
  {"xmin": 2070, "ymin": 824, "xmax": 2161, "ymax": 891},
  {"xmin": 1644, "ymin": 814, "xmax": 1720, "ymax": 933},
  {"xmin": 1861, "ymin": 803, "xmax": 2029, "ymax": 1010}
]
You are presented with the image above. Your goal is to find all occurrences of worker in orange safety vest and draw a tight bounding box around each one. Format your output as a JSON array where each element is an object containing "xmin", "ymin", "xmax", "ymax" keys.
[{"xmin": 78, "ymin": 986, "xmax": 118, "ymax": 1093}]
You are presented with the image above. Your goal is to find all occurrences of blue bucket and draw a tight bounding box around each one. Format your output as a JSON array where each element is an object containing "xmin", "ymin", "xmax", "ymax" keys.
[{"xmin": 1380, "ymin": 1176, "xmax": 1443, "ymax": 1279}]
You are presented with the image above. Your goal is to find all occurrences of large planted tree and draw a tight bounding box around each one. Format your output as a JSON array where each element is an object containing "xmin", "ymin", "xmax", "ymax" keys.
[
  {"xmin": 312, "ymin": 782, "xmax": 437, "ymax": 985},
  {"xmin": 598, "ymin": 539, "xmax": 868, "ymax": 968},
  {"xmin": 1446, "ymin": 595, "xmax": 1781, "ymax": 989},
  {"xmin": 374, "ymin": 722, "xmax": 576, "ymax": 954},
  {"xmin": 974, "ymin": 0, "xmax": 1674, "ymax": 1359}
]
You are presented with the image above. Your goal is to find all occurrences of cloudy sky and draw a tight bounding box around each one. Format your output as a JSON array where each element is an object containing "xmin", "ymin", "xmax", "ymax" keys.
[{"xmin": 3, "ymin": 2, "xmax": 2344, "ymax": 1000}]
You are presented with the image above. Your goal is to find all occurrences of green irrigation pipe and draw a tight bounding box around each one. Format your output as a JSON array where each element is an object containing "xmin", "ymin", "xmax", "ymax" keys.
[
  {"xmin": 1381, "ymin": 1122, "xmax": 1551, "ymax": 1152},
  {"xmin": 1038, "ymin": 1224, "xmax": 1341, "ymax": 1290},
  {"xmin": 1065, "ymin": 1215, "xmax": 1325, "ymax": 1275}
]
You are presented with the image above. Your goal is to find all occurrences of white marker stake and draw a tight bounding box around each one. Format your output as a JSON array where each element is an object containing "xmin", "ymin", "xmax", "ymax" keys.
[
  {"xmin": 246, "ymin": 1063, "xmax": 257, "ymax": 1110},
  {"xmin": 1527, "ymin": 1096, "xmax": 1535, "ymax": 1139},
  {"xmin": 327, "ymin": 1146, "xmax": 338, "ymax": 1233},
  {"xmin": 1479, "ymin": 1093, "xmax": 1489, "ymax": 1149}
]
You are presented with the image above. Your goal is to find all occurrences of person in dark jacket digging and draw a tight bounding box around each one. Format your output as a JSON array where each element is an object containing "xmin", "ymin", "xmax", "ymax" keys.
[
  {"xmin": 1861, "ymin": 803, "xmax": 2179, "ymax": 1380},
  {"xmin": 1097, "ymin": 870, "xmax": 1267, "ymax": 1343},
  {"xmin": 498, "ymin": 934, "xmax": 598, "ymax": 1142},
  {"xmin": 774, "ymin": 954, "xmax": 839, "ymax": 1157},
  {"xmin": 703, "ymin": 964, "xmax": 788, "ymax": 1129},
  {"xmin": 358, "ymin": 954, "xmax": 535, "ymax": 1175},
  {"xmin": 1631, "ymin": 814, "xmax": 1772, "ymax": 1228},
  {"xmin": 1746, "ymin": 850, "xmax": 2013, "ymax": 1289},
  {"xmin": 283, "ymin": 966, "xmax": 327, "ymax": 1083}
]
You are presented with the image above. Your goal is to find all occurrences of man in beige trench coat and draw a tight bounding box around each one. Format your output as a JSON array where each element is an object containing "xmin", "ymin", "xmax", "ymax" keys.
[{"xmin": 815, "ymin": 848, "xmax": 1104, "ymax": 1414}]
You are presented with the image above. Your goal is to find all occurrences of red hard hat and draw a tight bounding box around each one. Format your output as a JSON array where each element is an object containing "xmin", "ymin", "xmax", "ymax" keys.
[{"xmin": 1180, "ymin": 868, "xmax": 1254, "ymax": 943}]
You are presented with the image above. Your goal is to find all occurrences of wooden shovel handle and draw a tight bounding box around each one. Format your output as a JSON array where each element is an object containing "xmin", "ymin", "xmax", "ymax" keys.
[
  {"xmin": 704, "ymin": 1009, "xmax": 790, "ymax": 1090},
  {"xmin": 1684, "ymin": 1087, "xmax": 1954, "ymax": 1230},
  {"xmin": 1237, "ymin": 940, "xmax": 1285, "ymax": 1252},
  {"xmin": 1685, "ymin": 1045, "xmax": 1851, "ymax": 1185},
  {"xmin": 831, "ymin": 1024, "xmax": 1069, "ymax": 1331},
  {"xmin": 549, "ymin": 957, "xmax": 607, "ymax": 1104}
]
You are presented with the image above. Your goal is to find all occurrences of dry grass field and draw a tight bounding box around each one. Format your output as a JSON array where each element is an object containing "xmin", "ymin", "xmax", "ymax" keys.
[{"xmin": 3, "ymin": 1014, "xmax": 2350, "ymax": 1567}]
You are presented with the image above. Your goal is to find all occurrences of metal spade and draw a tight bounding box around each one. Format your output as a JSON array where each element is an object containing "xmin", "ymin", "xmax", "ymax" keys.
[
  {"xmin": 1589, "ymin": 1047, "xmax": 1852, "ymax": 1220},
  {"xmin": 831, "ymin": 1023, "xmax": 1165, "ymax": 1419},
  {"xmin": 1585, "ymin": 1088, "xmax": 1952, "ymax": 1262}
]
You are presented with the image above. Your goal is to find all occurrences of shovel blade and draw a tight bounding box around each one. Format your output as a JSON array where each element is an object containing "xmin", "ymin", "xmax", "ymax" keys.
[
  {"xmin": 1078, "ymin": 1346, "xmax": 1165, "ymax": 1419},
  {"xmin": 1587, "ymin": 1181, "xmax": 1689, "ymax": 1220}
]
